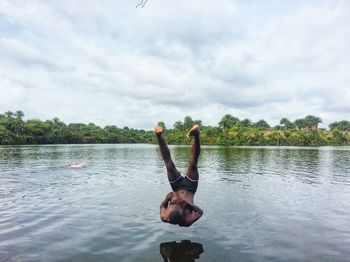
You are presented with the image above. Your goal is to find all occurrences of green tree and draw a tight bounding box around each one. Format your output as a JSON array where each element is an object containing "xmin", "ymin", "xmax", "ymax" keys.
[
  {"xmin": 15, "ymin": 110, "xmax": 24, "ymax": 120},
  {"xmin": 183, "ymin": 116, "xmax": 194, "ymax": 130},
  {"xmin": 4, "ymin": 111, "xmax": 14, "ymax": 118},
  {"xmin": 218, "ymin": 114, "xmax": 239, "ymax": 129},
  {"xmin": 193, "ymin": 119, "xmax": 202, "ymax": 126},
  {"xmin": 0, "ymin": 125, "xmax": 15, "ymax": 144},
  {"xmin": 332, "ymin": 129, "xmax": 347, "ymax": 145},
  {"xmin": 52, "ymin": 117, "xmax": 66, "ymax": 127},
  {"xmin": 279, "ymin": 118, "xmax": 293, "ymax": 129},
  {"xmin": 0, "ymin": 110, "xmax": 348, "ymax": 146},
  {"xmin": 239, "ymin": 118, "xmax": 252, "ymax": 127},
  {"xmin": 294, "ymin": 119, "xmax": 305, "ymax": 130},
  {"xmin": 304, "ymin": 115, "xmax": 322, "ymax": 130},
  {"xmin": 173, "ymin": 121, "xmax": 183, "ymax": 131},
  {"xmin": 157, "ymin": 121, "xmax": 166, "ymax": 129},
  {"xmin": 329, "ymin": 121, "xmax": 350, "ymax": 131},
  {"xmin": 254, "ymin": 119, "xmax": 270, "ymax": 129}
]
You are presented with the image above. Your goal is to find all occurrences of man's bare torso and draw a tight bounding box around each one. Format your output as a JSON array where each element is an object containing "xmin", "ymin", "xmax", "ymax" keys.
[{"xmin": 173, "ymin": 189, "xmax": 194, "ymax": 204}]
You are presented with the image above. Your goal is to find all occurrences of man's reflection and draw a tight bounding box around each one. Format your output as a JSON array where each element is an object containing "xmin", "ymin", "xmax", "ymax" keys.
[{"xmin": 160, "ymin": 240, "xmax": 204, "ymax": 262}]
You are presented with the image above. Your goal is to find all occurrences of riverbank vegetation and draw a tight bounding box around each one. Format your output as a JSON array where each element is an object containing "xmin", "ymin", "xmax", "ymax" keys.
[{"xmin": 0, "ymin": 111, "xmax": 349, "ymax": 146}]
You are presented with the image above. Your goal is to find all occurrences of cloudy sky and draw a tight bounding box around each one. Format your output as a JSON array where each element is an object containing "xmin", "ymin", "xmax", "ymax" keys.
[{"xmin": 0, "ymin": 0, "xmax": 349, "ymax": 129}]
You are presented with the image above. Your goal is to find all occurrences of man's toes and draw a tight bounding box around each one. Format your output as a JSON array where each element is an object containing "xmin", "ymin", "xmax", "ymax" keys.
[
  {"xmin": 187, "ymin": 125, "xmax": 200, "ymax": 137},
  {"xmin": 154, "ymin": 126, "xmax": 163, "ymax": 134}
]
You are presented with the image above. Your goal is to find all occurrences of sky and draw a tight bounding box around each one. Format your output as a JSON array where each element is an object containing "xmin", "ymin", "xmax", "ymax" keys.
[{"xmin": 0, "ymin": 0, "xmax": 349, "ymax": 129}]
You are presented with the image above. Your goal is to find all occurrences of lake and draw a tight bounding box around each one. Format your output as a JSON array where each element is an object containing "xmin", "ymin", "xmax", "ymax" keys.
[{"xmin": 0, "ymin": 144, "xmax": 350, "ymax": 261}]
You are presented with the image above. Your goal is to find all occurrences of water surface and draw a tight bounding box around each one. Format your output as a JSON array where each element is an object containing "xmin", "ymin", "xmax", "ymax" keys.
[{"xmin": 0, "ymin": 145, "xmax": 350, "ymax": 261}]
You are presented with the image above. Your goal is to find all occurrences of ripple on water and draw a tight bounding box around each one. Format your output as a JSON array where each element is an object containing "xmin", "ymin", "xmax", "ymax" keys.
[{"xmin": 1, "ymin": 145, "xmax": 350, "ymax": 261}]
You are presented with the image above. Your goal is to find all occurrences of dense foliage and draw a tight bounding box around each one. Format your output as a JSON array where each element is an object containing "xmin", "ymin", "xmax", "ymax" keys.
[
  {"xmin": 0, "ymin": 111, "xmax": 153, "ymax": 145},
  {"xmin": 0, "ymin": 111, "xmax": 349, "ymax": 146}
]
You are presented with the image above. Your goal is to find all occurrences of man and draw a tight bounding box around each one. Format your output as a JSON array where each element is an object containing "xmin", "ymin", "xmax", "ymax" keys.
[{"xmin": 155, "ymin": 124, "xmax": 203, "ymax": 227}]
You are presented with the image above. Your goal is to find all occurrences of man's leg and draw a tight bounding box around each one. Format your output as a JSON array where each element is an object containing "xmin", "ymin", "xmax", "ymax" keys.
[
  {"xmin": 155, "ymin": 127, "xmax": 181, "ymax": 182},
  {"xmin": 186, "ymin": 125, "xmax": 200, "ymax": 181}
]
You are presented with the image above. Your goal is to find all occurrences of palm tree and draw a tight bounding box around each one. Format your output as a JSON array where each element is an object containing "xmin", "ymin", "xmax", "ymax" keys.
[
  {"xmin": 329, "ymin": 120, "xmax": 350, "ymax": 131},
  {"xmin": 279, "ymin": 118, "xmax": 293, "ymax": 129},
  {"xmin": 4, "ymin": 111, "xmax": 14, "ymax": 118},
  {"xmin": 254, "ymin": 119, "xmax": 270, "ymax": 129},
  {"xmin": 304, "ymin": 115, "xmax": 322, "ymax": 131},
  {"xmin": 294, "ymin": 119, "xmax": 305, "ymax": 131},
  {"xmin": 15, "ymin": 110, "xmax": 24, "ymax": 120},
  {"xmin": 218, "ymin": 114, "xmax": 239, "ymax": 129},
  {"xmin": 239, "ymin": 118, "xmax": 252, "ymax": 127}
]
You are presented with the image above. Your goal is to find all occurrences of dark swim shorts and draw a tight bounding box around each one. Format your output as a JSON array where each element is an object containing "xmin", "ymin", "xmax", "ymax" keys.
[{"xmin": 170, "ymin": 176, "xmax": 198, "ymax": 194}]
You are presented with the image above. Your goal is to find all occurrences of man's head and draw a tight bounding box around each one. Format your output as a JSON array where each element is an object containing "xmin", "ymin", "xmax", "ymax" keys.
[{"xmin": 168, "ymin": 208, "xmax": 184, "ymax": 225}]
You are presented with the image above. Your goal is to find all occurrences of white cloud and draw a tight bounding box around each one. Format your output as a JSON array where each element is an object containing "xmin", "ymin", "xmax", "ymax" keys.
[{"xmin": 0, "ymin": 0, "xmax": 349, "ymax": 129}]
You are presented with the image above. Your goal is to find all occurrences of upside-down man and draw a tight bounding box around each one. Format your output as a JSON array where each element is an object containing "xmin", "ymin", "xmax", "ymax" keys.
[{"xmin": 155, "ymin": 124, "xmax": 203, "ymax": 227}]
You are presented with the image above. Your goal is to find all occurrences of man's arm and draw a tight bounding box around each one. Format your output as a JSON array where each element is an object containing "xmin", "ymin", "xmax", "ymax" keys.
[
  {"xmin": 160, "ymin": 192, "xmax": 174, "ymax": 222},
  {"xmin": 160, "ymin": 198, "xmax": 168, "ymax": 222},
  {"xmin": 182, "ymin": 203, "xmax": 203, "ymax": 226}
]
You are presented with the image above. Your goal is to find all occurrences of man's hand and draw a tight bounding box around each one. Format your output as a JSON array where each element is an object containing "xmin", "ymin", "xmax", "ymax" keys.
[
  {"xmin": 166, "ymin": 192, "xmax": 175, "ymax": 200},
  {"xmin": 181, "ymin": 204, "xmax": 203, "ymax": 227},
  {"xmin": 177, "ymin": 200, "xmax": 193, "ymax": 210}
]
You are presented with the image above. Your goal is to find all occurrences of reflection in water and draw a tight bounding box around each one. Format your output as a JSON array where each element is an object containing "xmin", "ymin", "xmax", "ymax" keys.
[
  {"xmin": 160, "ymin": 240, "xmax": 204, "ymax": 262},
  {"xmin": 211, "ymin": 146, "xmax": 328, "ymax": 185}
]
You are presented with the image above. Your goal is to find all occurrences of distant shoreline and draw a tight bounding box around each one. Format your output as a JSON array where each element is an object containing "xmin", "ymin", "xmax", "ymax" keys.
[
  {"xmin": 1, "ymin": 111, "xmax": 349, "ymax": 146},
  {"xmin": 1, "ymin": 143, "xmax": 349, "ymax": 148}
]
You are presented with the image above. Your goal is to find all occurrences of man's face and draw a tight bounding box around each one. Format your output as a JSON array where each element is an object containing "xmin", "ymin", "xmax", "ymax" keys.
[
  {"xmin": 183, "ymin": 207, "xmax": 192, "ymax": 216},
  {"xmin": 167, "ymin": 204, "xmax": 184, "ymax": 214},
  {"xmin": 167, "ymin": 207, "xmax": 185, "ymax": 225}
]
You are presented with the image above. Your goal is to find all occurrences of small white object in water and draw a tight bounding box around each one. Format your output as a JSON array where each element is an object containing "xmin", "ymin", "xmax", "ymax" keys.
[{"xmin": 68, "ymin": 160, "xmax": 87, "ymax": 169}]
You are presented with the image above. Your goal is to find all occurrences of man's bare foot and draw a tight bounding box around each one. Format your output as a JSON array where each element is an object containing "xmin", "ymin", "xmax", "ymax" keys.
[
  {"xmin": 154, "ymin": 126, "xmax": 163, "ymax": 135},
  {"xmin": 187, "ymin": 124, "xmax": 200, "ymax": 137}
]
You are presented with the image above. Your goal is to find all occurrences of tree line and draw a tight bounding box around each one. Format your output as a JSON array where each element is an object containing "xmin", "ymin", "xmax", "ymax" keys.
[{"xmin": 0, "ymin": 111, "xmax": 349, "ymax": 146}]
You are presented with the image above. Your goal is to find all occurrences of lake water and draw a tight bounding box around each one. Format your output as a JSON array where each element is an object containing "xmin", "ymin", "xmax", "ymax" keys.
[{"xmin": 0, "ymin": 144, "xmax": 350, "ymax": 262}]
